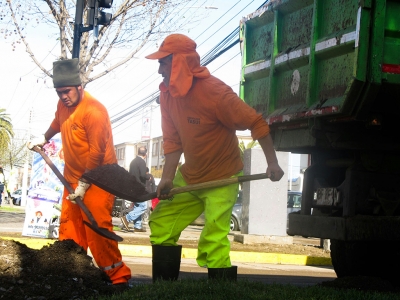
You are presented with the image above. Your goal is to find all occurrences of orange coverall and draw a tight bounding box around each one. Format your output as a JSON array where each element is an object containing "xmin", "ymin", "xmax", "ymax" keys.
[{"xmin": 50, "ymin": 91, "xmax": 131, "ymax": 284}]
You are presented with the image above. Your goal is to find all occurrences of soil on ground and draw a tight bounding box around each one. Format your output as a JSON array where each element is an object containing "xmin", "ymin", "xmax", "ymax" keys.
[{"xmin": 0, "ymin": 238, "xmax": 116, "ymax": 300}]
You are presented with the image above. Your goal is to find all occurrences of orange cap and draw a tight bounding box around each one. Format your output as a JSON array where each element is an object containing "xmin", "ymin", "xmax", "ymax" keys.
[{"xmin": 145, "ymin": 34, "xmax": 197, "ymax": 59}]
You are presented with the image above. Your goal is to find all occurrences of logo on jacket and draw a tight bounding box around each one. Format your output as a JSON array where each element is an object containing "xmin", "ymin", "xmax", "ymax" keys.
[
  {"xmin": 187, "ymin": 117, "xmax": 200, "ymax": 125},
  {"xmin": 71, "ymin": 124, "xmax": 78, "ymax": 130}
]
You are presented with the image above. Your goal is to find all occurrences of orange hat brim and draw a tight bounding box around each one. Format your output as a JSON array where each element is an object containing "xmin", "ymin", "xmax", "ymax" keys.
[{"xmin": 145, "ymin": 50, "xmax": 171, "ymax": 60}]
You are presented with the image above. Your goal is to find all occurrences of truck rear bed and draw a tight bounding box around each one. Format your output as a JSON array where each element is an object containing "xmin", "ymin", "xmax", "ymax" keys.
[{"xmin": 240, "ymin": 0, "xmax": 400, "ymax": 152}]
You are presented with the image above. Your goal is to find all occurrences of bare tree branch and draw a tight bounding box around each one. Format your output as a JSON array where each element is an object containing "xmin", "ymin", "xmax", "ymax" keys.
[
  {"xmin": 5, "ymin": 2, "xmax": 52, "ymax": 78},
  {"xmin": 1, "ymin": 0, "xmax": 205, "ymax": 85}
]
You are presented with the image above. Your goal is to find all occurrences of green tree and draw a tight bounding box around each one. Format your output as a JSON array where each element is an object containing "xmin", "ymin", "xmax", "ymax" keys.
[
  {"xmin": 0, "ymin": 108, "xmax": 14, "ymax": 157},
  {"xmin": 0, "ymin": 129, "xmax": 30, "ymax": 206},
  {"xmin": 1, "ymin": 0, "xmax": 205, "ymax": 87}
]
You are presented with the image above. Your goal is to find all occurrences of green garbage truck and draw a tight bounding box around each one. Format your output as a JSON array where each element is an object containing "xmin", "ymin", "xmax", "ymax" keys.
[{"xmin": 240, "ymin": 0, "xmax": 400, "ymax": 281}]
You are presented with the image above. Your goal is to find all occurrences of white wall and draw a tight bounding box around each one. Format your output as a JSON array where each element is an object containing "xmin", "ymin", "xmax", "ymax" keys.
[{"xmin": 241, "ymin": 149, "xmax": 289, "ymax": 236}]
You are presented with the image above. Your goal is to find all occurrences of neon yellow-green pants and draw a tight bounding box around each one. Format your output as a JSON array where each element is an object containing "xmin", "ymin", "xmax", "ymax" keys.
[{"xmin": 149, "ymin": 169, "xmax": 241, "ymax": 268}]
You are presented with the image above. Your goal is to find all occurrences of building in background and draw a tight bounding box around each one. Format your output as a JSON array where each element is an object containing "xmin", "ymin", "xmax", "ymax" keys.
[{"xmin": 115, "ymin": 131, "xmax": 254, "ymax": 174}]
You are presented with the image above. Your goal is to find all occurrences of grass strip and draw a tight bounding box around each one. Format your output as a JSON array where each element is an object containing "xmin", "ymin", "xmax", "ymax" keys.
[
  {"xmin": 0, "ymin": 206, "xmax": 24, "ymax": 213},
  {"xmin": 96, "ymin": 279, "xmax": 397, "ymax": 300}
]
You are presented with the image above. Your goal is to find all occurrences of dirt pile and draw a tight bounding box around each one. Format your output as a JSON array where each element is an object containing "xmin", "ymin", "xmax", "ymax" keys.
[{"xmin": 0, "ymin": 238, "xmax": 116, "ymax": 300}]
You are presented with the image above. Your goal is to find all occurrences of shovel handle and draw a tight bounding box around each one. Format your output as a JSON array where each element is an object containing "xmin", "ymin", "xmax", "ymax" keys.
[
  {"xmin": 31, "ymin": 146, "xmax": 98, "ymax": 226},
  {"xmin": 136, "ymin": 173, "xmax": 269, "ymax": 201},
  {"xmin": 31, "ymin": 147, "xmax": 123, "ymax": 242}
]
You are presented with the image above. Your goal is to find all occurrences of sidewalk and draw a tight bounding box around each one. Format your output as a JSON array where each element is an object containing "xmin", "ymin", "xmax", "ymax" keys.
[{"xmin": 0, "ymin": 209, "xmax": 331, "ymax": 266}]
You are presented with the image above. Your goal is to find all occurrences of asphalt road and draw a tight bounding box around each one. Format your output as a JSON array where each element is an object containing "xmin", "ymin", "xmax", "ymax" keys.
[{"xmin": 125, "ymin": 257, "xmax": 336, "ymax": 286}]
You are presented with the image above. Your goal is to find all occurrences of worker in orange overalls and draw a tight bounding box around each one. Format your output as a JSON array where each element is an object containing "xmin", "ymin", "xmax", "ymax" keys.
[
  {"xmin": 27, "ymin": 59, "xmax": 131, "ymax": 290},
  {"xmin": 145, "ymin": 34, "xmax": 284, "ymax": 282}
]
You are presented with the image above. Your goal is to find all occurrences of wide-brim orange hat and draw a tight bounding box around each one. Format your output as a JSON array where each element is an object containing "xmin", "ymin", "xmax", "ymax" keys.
[{"xmin": 145, "ymin": 34, "xmax": 197, "ymax": 59}]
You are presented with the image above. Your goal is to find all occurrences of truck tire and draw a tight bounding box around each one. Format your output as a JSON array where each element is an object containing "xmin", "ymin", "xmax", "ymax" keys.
[
  {"xmin": 331, "ymin": 239, "xmax": 400, "ymax": 285},
  {"xmin": 330, "ymin": 239, "xmax": 348, "ymax": 278}
]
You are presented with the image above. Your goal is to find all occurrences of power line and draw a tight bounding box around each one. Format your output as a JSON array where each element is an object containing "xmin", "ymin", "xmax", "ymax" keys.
[
  {"xmin": 109, "ymin": 89, "xmax": 159, "ymax": 120},
  {"xmin": 112, "ymin": 47, "xmax": 239, "ymax": 136},
  {"xmin": 195, "ymin": 0, "xmax": 242, "ymax": 44},
  {"xmin": 89, "ymin": 0, "xmax": 204, "ymax": 105},
  {"xmin": 112, "ymin": 101, "xmax": 157, "ymax": 132},
  {"xmin": 6, "ymin": 41, "xmax": 59, "ymax": 112},
  {"xmin": 110, "ymin": 44, "xmax": 237, "ymax": 129},
  {"xmin": 111, "ymin": 96, "xmax": 155, "ymax": 124},
  {"xmin": 108, "ymin": 1, "xmax": 260, "ymax": 125},
  {"xmin": 210, "ymin": 51, "xmax": 240, "ymax": 73},
  {"xmin": 92, "ymin": 0, "xmax": 252, "ymax": 117},
  {"xmin": 201, "ymin": 28, "xmax": 239, "ymax": 66}
]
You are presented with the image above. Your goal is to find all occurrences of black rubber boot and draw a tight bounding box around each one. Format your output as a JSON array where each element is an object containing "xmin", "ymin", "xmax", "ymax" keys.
[
  {"xmin": 208, "ymin": 266, "xmax": 238, "ymax": 281},
  {"xmin": 152, "ymin": 245, "xmax": 182, "ymax": 282}
]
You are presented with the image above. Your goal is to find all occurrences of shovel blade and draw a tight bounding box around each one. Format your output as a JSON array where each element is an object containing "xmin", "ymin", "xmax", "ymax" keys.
[{"xmin": 82, "ymin": 164, "xmax": 148, "ymax": 202}]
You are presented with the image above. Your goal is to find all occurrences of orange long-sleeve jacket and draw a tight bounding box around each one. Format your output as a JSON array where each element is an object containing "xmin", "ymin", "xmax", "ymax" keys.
[
  {"xmin": 160, "ymin": 52, "xmax": 270, "ymax": 184},
  {"xmin": 50, "ymin": 91, "xmax": 116, "ymax": 183}
]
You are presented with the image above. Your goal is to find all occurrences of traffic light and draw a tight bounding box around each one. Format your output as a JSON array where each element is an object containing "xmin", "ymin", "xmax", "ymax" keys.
[{"xmin": 87, "ymin": 0, "xmax": 113, "ymax": 27}]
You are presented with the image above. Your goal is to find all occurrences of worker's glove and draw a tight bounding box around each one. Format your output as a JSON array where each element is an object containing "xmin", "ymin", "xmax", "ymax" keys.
[
  {"xmin": 66, "ymin": 180, "xmax": 91, "ymax": 203},
  {"xmin": 27, "ymin": 134, "xmax": 48, "ymax": 150}
]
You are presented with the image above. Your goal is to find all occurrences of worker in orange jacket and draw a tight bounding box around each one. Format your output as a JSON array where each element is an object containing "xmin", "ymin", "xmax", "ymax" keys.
[
  {"xmin": 145, "ymin": 34, "xmax": 284, "ymax": 282},
  {"xmin": 27, "ymin": 59, "xmax": 131, "ymax": 290}
]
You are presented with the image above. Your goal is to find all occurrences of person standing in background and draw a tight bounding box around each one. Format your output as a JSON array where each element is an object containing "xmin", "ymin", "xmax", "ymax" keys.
[
  {"xmin": 120, "ymin": 147, "xmax": 149, "ymax": 232},
  {"xmin": 145, "ymin": 167, "xmax": 156, "ymax": 194}
]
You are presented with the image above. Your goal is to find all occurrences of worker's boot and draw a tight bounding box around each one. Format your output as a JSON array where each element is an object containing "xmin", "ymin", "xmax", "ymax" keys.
[
  {"xmin": 208, "ymin": 266, "xmax": 238, "ymax": 281},
  {"xmin": 152, "ymin": 245, "xmax": 182, "ymax": 282}
]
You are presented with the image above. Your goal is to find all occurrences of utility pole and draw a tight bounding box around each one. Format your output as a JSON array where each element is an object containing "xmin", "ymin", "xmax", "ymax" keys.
[
  {"xmin": 20, "ymin": 109, "xmax": 32, "ymax": 207},
  {"xmin": 72, "ymin": 0, "xmax": 113, "ymax": 58},
  {"xmin": 147, "ymin": 105, "xmax": 154, "ymax": 172},
  {"xmin": 72, "ymin": 0, "xmax": 86, "ymax": 59},
  {"xmin": 288, "ymin": 153, "xmax": 293, "ymax": 191}
]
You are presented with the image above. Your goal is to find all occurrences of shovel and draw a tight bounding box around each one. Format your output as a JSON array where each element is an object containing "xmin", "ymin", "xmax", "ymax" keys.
[
  {"xmin": 31, "ymin": 147, "xmax": 123, "ymax": 242},
  {"xmin": 81, "ymin": 164, "xmax": 270, "ymax": 202}
]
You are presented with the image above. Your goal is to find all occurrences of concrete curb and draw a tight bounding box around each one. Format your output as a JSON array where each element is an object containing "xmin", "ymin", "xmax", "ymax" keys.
[{"xmin": 1, "ymin": 237, "xmax": 332, "ymax": 266}]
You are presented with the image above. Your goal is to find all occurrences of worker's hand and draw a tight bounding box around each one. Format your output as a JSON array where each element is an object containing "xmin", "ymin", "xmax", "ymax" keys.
[
  {"xmin": 267, "ymin": 162, "xmax": 284, "ymax": 182},
  {"xmin": 156, "ymin": 178, "xmax": 173, "ymax": 200},
  {"xmin": 67, "ymin": 180, "xmax": 91, "ymax": 202},
  {"xmin": 27, "ymin": 134, "xmax": 48, "ymax": 150}
]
